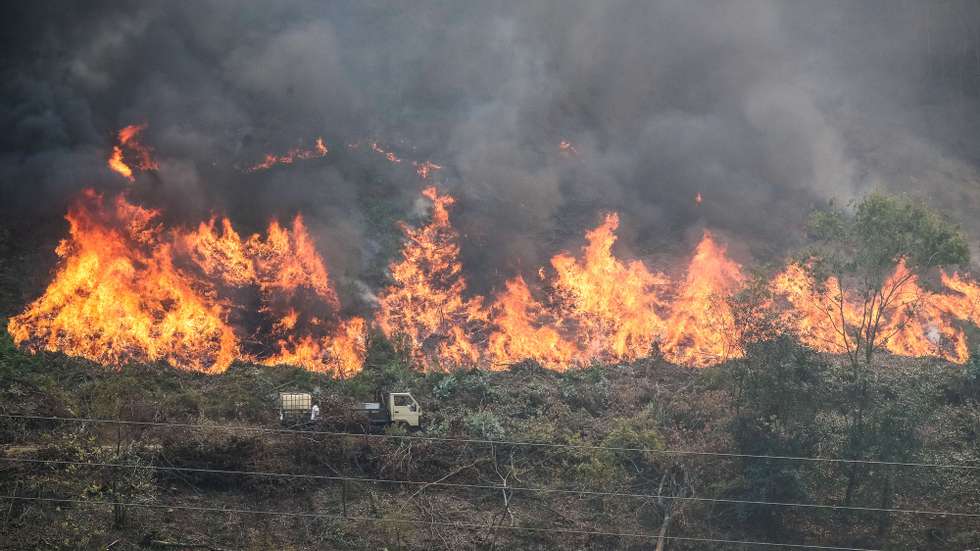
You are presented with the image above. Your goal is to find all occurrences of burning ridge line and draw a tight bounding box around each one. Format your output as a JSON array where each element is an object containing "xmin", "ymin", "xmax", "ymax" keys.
[
  {"xmin": 245, "ymin": 137, "xmax": 328, "ymax": 172},
  {"xmin": 10, "ymin": 186, "xmax": 980, "ymax": 375},
  {"xmin": 243, "ymin": 136, "xmax": 443, "ymax": 179}
]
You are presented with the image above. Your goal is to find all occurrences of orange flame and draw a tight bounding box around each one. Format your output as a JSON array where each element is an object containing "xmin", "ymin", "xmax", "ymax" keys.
[
  {"xmin": 770, "ymin": 263, "xmax": 858, "ymax": 353},
  {"xmin": 661, "ymin": 232, "xmax": 745, "ymax": 367},
  {"xmin": 248, "ymin": 216, "xmax": 338, "ymax": 304},
  {"xmin": 13, "ymin": 185, "xmax": 980, "ymax": 375},
  {"xmin": 107, "ymin": 146, "xmax": 132, "ymax": 181},
  {"xmin": 10, "ymin": 191, "xmax": 362, "ymax": 375},
  {"xmin": 246, "ymin": 137, "xmax": 328, "ymax": 172},
  {"xmin": 487, "ymin": 277, "xmax": 577, "ymax": 370},
  {"xmin": 8, "ymin": 192, "xmax": 236, "ymax": 372},
  {"xmin": 181, "ymin": 210, "xmax": 360, "ymax": 373},
  {"xmin": 348, "ymin": 140, "xmax": 441, "ymax": 178},
  {"xmin": 262, "ymin": 317, "xmax": 366, "ymax": 377},
  {"xmin": 548, "ymin": 213, "xmax": 669, "ymax": 363},
  {"xmin": 107, "ymin": 124, "xmax": 157, "ymax": 182},
  {"xmin": 877, "ymin": 261, "xmax": 968, "ymax": 363},
  {"xmin": 371, "ymin": 142, "xmax": 402, "ymax": 163},
  {"xmin": 491, "ymin": 219, "xmax": 744, "ymax": 368},
  {"xmin": 941, "ymin": 271, "xmax": 980, "ymax": 325},
  {"xmin": 772, "ymin": 261, "xmax": 974, "ymax": 363},
  {"xmin": 413, "ymin": 160, "xmax": 443, "ymax": 179},
  {"xmin": 377, "ymin": 187, "xmax": 487, "ymax": 369}
]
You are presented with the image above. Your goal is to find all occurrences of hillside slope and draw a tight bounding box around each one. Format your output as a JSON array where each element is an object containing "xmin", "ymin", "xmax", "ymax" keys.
[{"xmin": 2, "ymin": 331, "xmax": 978, "ymax": 550}]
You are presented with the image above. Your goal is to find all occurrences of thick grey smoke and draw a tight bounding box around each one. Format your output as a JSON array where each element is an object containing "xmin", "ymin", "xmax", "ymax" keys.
[{"xmin": 2, "ymin": 1, "xmax": 979, "ymax": 300}]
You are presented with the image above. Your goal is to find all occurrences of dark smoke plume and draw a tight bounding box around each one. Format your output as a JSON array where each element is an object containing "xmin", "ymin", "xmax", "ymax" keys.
[{"xmin": 2, "ymin": 1, "xmax": 979, "ymax": 302}]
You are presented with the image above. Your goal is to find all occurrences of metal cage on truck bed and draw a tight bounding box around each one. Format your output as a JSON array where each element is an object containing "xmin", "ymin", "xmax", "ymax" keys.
[{"xmin": 279, "ymin": 392, "xmax": 312, "ymax": 423}]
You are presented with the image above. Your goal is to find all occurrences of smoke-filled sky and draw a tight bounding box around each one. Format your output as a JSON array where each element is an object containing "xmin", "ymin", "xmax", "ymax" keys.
[{"xmin": 3, "ymin": 1, "xmax": 980, "ymax": 297}]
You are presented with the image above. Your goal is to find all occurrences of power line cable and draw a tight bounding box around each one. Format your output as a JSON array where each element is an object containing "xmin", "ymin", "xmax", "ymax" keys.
[
  {"xmin": 0, "ymin": 494, "xmax": 884, "ymax": 551},
  {"xmin": 3, "ymin": 413, "xmax": 977, "ymax": 470},
  {"xmin": 3, "ymin": 457, "xmax": 977, "ymax": 518}
]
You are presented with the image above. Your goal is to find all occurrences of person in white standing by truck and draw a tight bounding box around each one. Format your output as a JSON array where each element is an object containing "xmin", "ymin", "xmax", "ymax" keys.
[{"xmin": 310, "ymin": 403, "xmax": 320, "ymax": 422}]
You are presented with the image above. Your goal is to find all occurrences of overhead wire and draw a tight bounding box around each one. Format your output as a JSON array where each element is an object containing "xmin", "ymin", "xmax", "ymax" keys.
[
  {"xmin": 2, "ymin": 413, "xmax": 977, "ymax": 470},
  {"xmin": 0, "ymin": 494, "xmax": 884, "ymax": 551},
  {"xmin": 2, "ymin": 456, "xmax": 977, "ymax": 518}
]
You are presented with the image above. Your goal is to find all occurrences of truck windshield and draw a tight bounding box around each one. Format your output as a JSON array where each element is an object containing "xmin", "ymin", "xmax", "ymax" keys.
[{"xmin": 393, "ymin": 395, "xmax": 411, "ymax": 407}]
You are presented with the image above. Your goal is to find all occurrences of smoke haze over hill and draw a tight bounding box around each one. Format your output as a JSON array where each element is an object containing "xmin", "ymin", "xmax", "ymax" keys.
[{"xmin": 2, "ymin": 1, "xmax": 980, "ymax": 289}]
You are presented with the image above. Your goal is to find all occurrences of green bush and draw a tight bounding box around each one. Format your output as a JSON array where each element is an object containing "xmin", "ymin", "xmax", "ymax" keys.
[
  {"xmin": 446, "ymin": 369, "xmax": 498, "ymax": 405},
  {"xmin": 570, "ymin": 413, "xmax": 664, "ymax": 488},
  {"xmin": 463, "ymin": 410, "xmax": 504, "ymax": 440},
  {"xmin": 966, "ymin": 347, "xmax": 980, "ymax": 385},
  {"xmin": 559, "ymin": 366, "xmax": 609, "ymax": 414},
  {"xmin": 431, "ymin": 372, "xmax": 457, "ymax": 399},
  {"xmin": 600, "ymin": 413, "xmax": 664, "ymax": 464}
]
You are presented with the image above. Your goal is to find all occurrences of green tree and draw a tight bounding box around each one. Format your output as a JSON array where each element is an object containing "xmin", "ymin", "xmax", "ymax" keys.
[
  {"xmin": 728, "ymin": 335, "xmax": 829, "ymax": 537},
  {"xmin": 804, "ymin": 193, "xmax": 968, "ymax": 538},
  {"xmin": 805, "ymin": 193, "xmax": 969, "ymax": 368},
  {"xmin": 859, "ymin": 369, "xmax": 935, "ymax": 542}
]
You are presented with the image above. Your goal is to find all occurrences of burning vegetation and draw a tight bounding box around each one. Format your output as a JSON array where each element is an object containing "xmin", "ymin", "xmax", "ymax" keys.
[
  {"xmin": 245, "ymin": 137, "xmax": 328, "ymax": 172},
  {"xmin": 376, "ymin": 187, "xmax": 487, "ymax": 368},
  {"xmin": 10, "ymin": 182, "xmax": 980, "ymax": 375},
  {"xmin": 242, "ymin": 134, "xmax": 442, "ymax": 179},
  {"xmin": 771, "ymin": 260, "xmax": 980, "ymax": 364},
  {"xmin": 107, "ymin": 124, "xmax": 158, "ymax": 182},
  {"xmin": 8, "ymin": 191, "xmax": 364, "ymax": 375},
  {"xmin": 10, "ymin": 126, "xmax": 980, "ymax": 374}
]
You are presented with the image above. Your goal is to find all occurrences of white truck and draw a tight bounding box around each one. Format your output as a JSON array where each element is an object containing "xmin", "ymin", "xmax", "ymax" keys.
[
  {"xmin": 355, "ymin": 392, "xmax": 422, "ymax": 430},
  {"xmin": 278, "ymin": 390, "xmax": 422, "ymax": 430}
]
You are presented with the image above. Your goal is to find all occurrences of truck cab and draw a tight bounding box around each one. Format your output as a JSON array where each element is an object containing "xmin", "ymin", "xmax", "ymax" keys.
[
  {"xmin": 388, "ymin": 392, "xmax": 421, "ymax": 428},
  {"xmin": 356, "ymin": 391, "xmax": 422, "ymax": 430}
]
